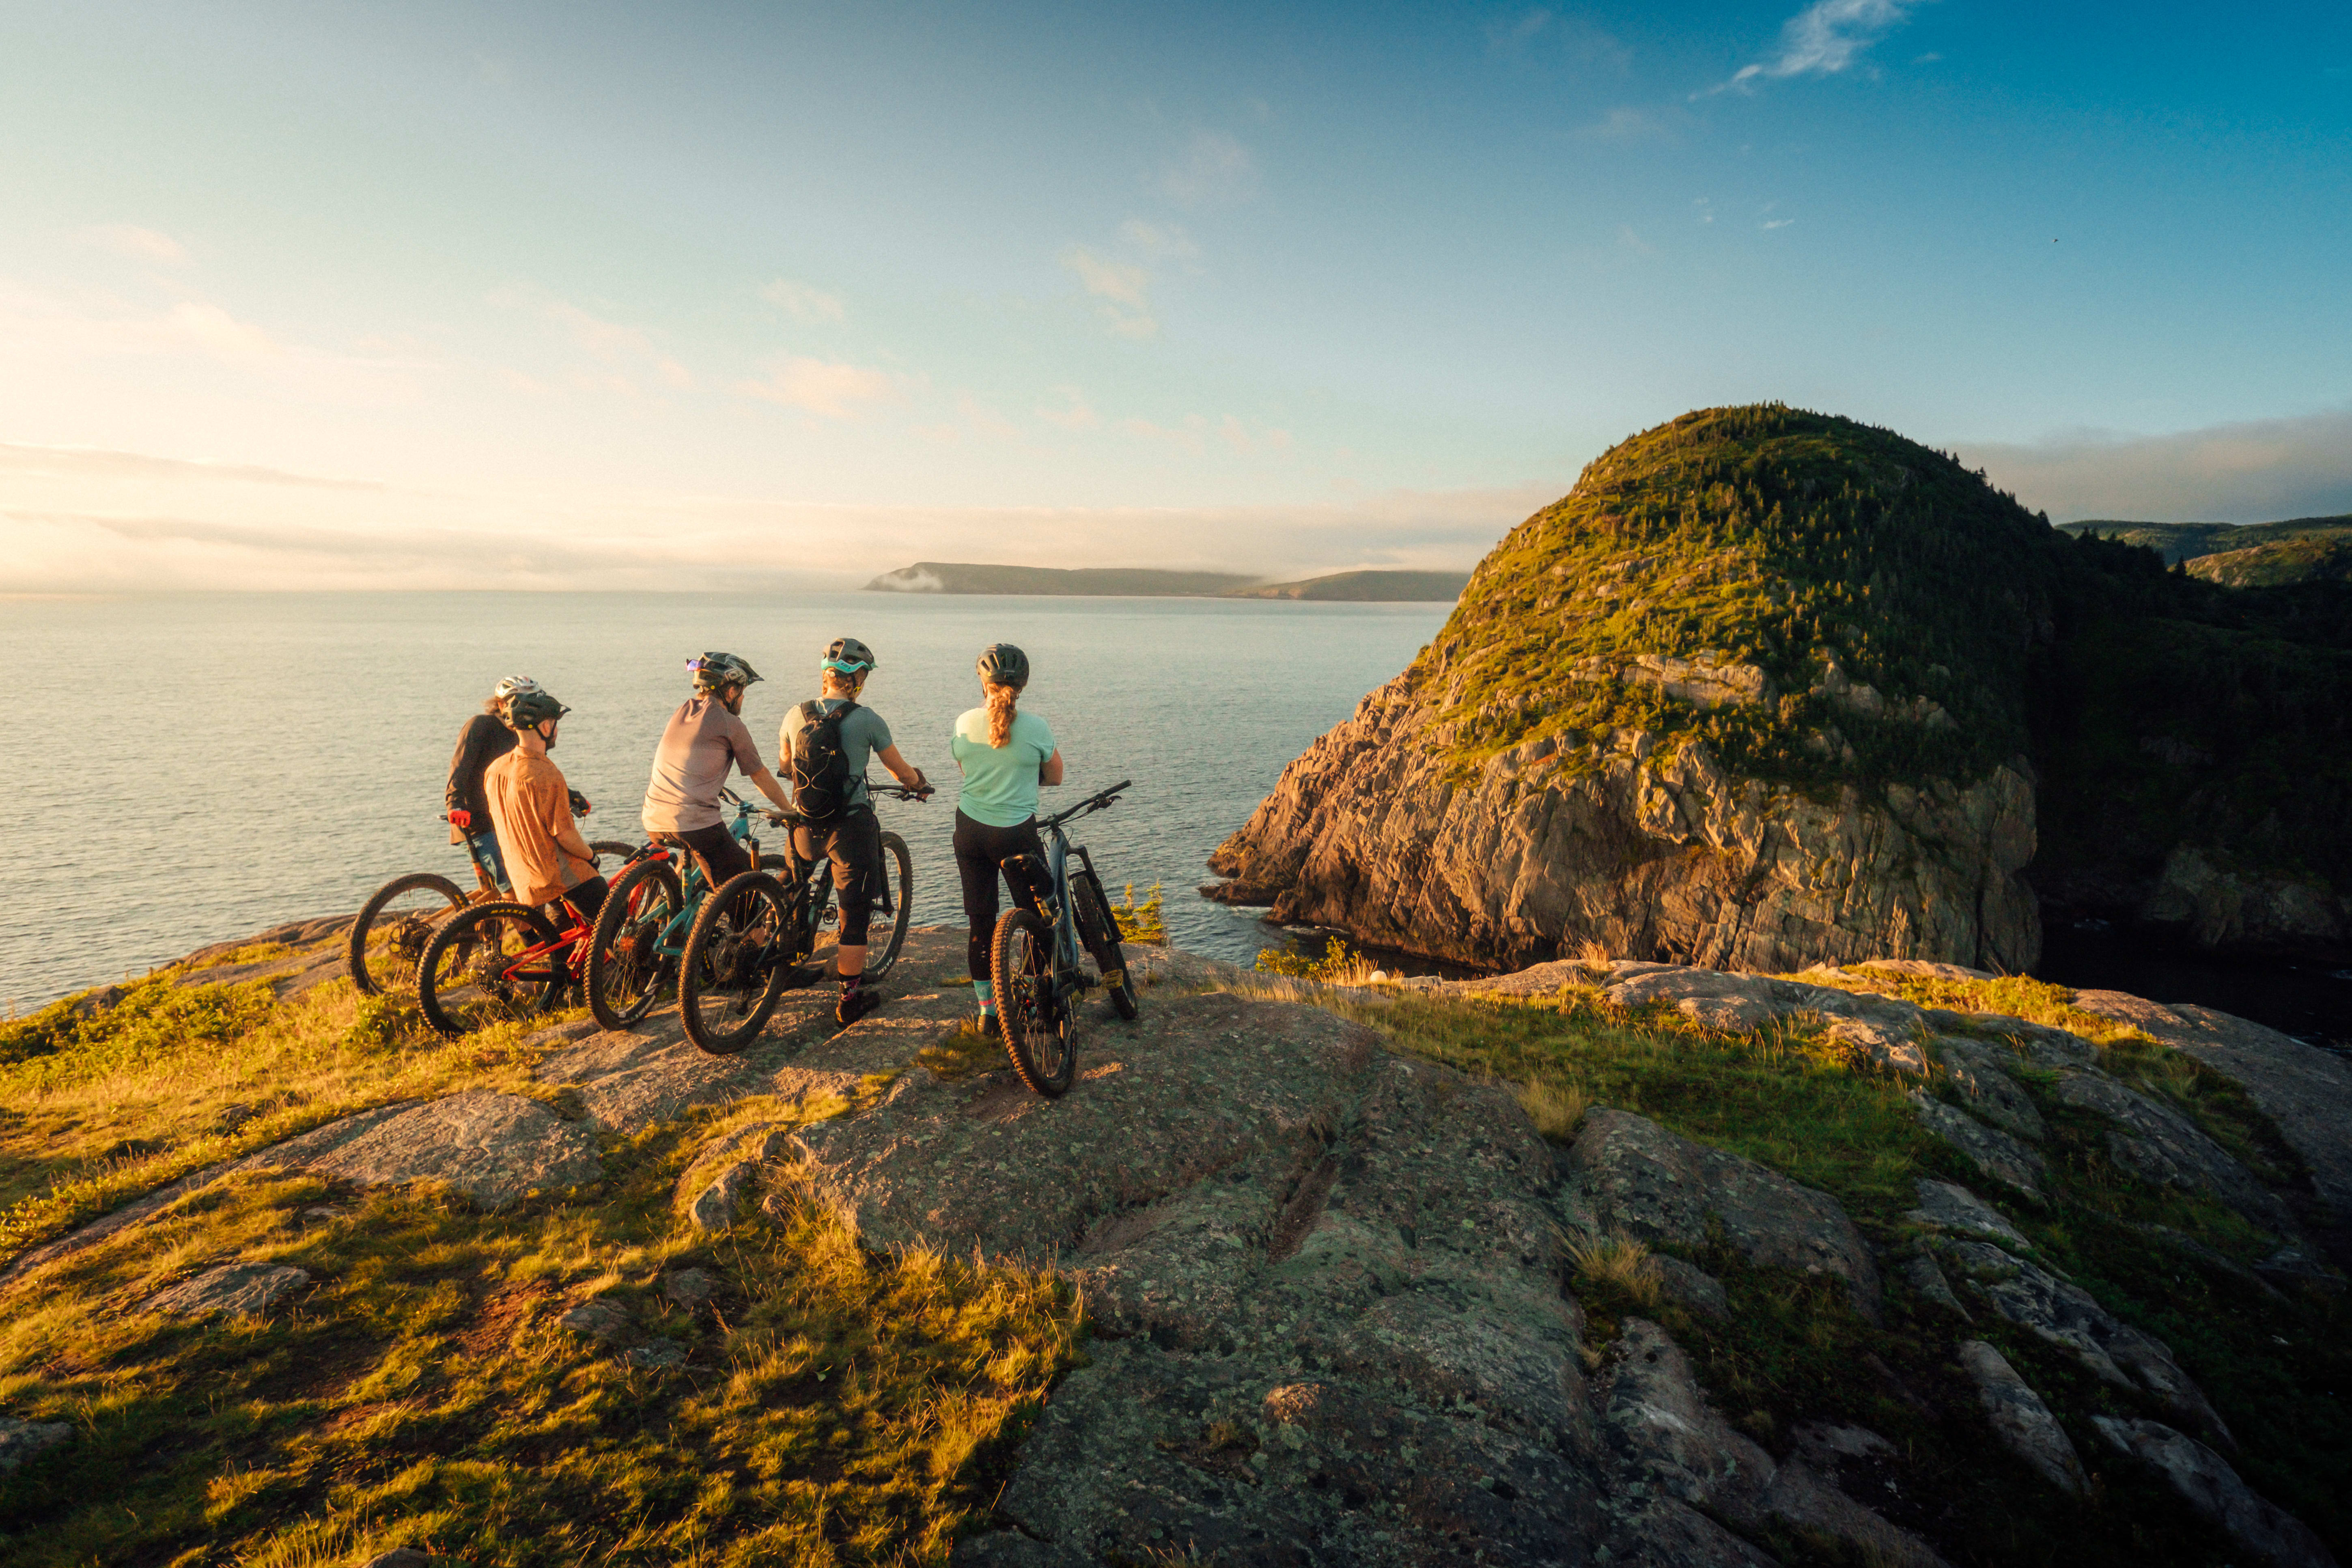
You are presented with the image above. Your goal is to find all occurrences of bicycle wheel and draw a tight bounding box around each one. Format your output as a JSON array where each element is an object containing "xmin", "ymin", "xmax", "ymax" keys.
[
  {"xmin": 587, "ymin": 858, "xmax": 683, "ymax": 1032},
  {"xmin": 679, "ymin": 871, "xmax": 792, "ymax": 1056},
  {"xmin": 1072, "ymin": 870, "xmax": 1140, "ymax": 1021},
  {"xmin": 993, "ymin": 908, "xmax": 1075, "ymax": 1097},
  {"xmin": 862, "ymin": 831, "xmax": 915, "ymax": 983},
  {"xmin": 348, "ymin": 872, "xmax": 467, "ymax": 996},
  {"xmin": 417, "ymin": 901, "xmax": 560, "ymax": 1038}
]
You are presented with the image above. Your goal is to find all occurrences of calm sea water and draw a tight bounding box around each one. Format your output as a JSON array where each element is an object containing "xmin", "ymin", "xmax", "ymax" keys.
[{"xmin": 0, "ymin": 592, "xmax": 1450, "ymax": 1010}]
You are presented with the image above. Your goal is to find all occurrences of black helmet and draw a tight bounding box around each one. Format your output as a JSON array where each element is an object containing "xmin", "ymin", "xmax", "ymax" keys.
[
  {"xmin": 687, "ymin": 652, "xmax": 762, "ymax": 691},
  {"xmin": 976, "ymin": 644, "xmax": 1029, "ymax": 686},
  {"xmin": 822, "ymin": 636, "xmax": 877, "ymax": 676},
  {"xmin": 505, "ymin": 690, "xmax": 569, "ymax": 730}
]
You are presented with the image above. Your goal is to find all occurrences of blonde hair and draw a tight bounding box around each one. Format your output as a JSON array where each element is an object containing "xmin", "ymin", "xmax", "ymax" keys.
[{"xmin": 984, "ymin": 679, "xmax": 1022, "ymax": 748}]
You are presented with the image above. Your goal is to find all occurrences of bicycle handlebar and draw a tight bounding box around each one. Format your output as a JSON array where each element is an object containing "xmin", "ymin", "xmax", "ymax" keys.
[{"xmin": 1039, "ymin": 779, "xmax": 1132, "ymax": 831}]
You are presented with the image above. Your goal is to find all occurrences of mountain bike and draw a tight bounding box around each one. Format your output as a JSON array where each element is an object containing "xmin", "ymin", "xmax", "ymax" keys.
[
  {"xmin": 347, "ymin": 808, "xmax": 632, "ymax": 996},
  {"xmin": 992, "ymin": 781, "xmax": 1139, "ymax": 1097},
  {"xmin": 583, "ymin": 787, "xmax": 766, "ymax": 1034},
  {"xmin": 414, "ymin": 886, "xmax": 607, "ymax": 1038},
  {"xmin": 675, "ymin": 783, "xmax": 927, "ymax": 1056}
]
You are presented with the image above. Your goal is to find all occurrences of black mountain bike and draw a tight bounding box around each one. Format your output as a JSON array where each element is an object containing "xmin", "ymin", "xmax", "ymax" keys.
[
  {"xmin": 992, "ymin": 780, "xmax": 1139, "ymax": 1097},
  {"xmin": 676, "ymin": 783, "xmax": 926, "ymax": 1055}
]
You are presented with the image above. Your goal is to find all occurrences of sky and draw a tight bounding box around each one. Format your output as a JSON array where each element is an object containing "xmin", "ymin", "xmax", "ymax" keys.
[{"xmin": 2, "ymin": 0, "xmax": 2348, "ymax": 590}]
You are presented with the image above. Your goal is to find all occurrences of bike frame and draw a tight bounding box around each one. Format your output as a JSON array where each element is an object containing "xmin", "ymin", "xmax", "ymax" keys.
[
  {"xmin": 481, "ymin": 902, "xmax": 596, "ymax": 990},
  {"xmin": 625, "ymin": 791, "xmax": 764, "ymax": 969},
  {"xmin": 1014, "ymin": 781, "xmax": 1131, "ymax": 1005}
]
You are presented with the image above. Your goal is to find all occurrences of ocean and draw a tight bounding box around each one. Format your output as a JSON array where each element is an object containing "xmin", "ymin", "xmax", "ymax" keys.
[{"xmin": 0, "ymin": 591, "xmax": 1451, "ymax": 1010}]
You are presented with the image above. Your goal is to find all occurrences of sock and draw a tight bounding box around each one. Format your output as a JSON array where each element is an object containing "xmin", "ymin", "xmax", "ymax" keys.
[
  {"xmin": 973, "ymin": 978, "xmax": 996, "ymax": 1017},
  {"xmin": 840, "ymin": 969, "xmax": 863, "ymax": 995}
]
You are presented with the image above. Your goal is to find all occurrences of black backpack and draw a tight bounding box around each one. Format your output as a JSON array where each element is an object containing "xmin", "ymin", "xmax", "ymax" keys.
[{"xmin": 788, "ymin": 699, "xmax": 860, "ymax": 823}]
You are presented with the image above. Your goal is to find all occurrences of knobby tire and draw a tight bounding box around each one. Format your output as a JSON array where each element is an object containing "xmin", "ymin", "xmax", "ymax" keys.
[
  {"xmin": 417, "ymin": 901, "xmax": 560, "ymax": 1038},
  {"xmin": 992, "ymin": 907, "xmax": 1074, "ymax": 1097},
  {"xmin": 1073, "ymin": 870, "xmax": 1140, "ymax": 1021},
  {"xmin": 862, "ymin": 831, "xmax": 915, "ymax": 983},
  {"xmin": 586, "ymin": 858, "xmax": 683, "ymax": 1032},
  {"xmin": 679, "ymin": 870, "xmax": 792, "ymax": 1056},
  {"xmin": 347, "ymin": 872, "xmax": 467, "ymax": 996}
]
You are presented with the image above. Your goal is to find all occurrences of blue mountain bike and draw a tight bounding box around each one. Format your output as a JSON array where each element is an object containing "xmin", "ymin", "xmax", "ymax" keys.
[{"xmin": 992, "ymin": 781, "xmax": 1139, "ymax": 1097}]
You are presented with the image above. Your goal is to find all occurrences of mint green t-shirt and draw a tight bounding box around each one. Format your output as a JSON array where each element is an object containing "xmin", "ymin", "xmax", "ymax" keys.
[{"xmin": 951, "ymin": 707, "xmax": 1057, "ymax": 827}]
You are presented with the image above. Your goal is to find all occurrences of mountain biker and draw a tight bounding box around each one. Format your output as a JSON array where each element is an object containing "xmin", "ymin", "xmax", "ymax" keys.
[
  {"xmin": 482, "ymin": 690, "xmax": 608, "ymax": 923},
  {"xmin": 949, "ymin": 644, "xmax": 1063, "ymax": 1035},
  {"xmin": 640, "ymin": 653, "xmax": 795, "ymax": 894},
  {"xmin": 780, "ymin": 636, "xmax": 933, "ymax": 1027},
  {"xmin": 445, "ymin": 674, "xmax": 540, "ymax": 892}
]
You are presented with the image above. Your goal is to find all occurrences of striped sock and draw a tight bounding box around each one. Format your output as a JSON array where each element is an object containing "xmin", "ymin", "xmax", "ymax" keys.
[{"xmin": 973, "ymin": 978, "xmax": 995, "ymax": 1017}]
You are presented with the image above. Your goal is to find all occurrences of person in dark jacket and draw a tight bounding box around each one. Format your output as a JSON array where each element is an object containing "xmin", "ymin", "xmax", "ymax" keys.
[{"xmin": 445, "ymin": 675, "xmax": 541, "ymax": 892}]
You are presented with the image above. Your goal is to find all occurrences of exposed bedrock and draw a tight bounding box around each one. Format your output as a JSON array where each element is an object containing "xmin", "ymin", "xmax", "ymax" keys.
[{"xmin": 1206, "ymin": 676, "xmax": 2040, "ymax": 976}]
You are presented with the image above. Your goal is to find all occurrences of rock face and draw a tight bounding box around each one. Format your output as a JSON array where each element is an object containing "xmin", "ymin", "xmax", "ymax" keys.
[
  {"xmin": 2094, "ymin": 1417, "xmax": 2339, "ymax": 1568},
  {"xmin": 1956, "ymin": 1340, "xmax": 2084, "ymax": 1496},
  {"xmin": 1206, "ymin": 679, "xmax": 2040, "ymax": 976},
  {"xmin": 146, "ymin": 1261, "xmax": 312, "ymax": 1318},
  {"xmin": 1564, "ymin": 1109, "xmax": 1882, "ymax": 1313},
  {"xmin": 247, "ymin": 1092, "xmax": 602, "ymax": 1208}
]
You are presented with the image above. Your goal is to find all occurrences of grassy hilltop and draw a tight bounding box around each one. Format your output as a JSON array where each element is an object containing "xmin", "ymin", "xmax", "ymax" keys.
[{"xmin": 1404, "ymin": 404, "xmax": 2352, "ymax": 947}]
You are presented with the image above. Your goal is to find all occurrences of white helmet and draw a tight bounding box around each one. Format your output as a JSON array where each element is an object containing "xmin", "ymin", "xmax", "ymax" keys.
[{"xmin": 492, "ymin": 675, "xmax": 543, "ymax": 702}]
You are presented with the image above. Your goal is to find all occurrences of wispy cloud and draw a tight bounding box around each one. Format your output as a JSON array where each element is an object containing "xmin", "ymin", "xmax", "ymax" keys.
[
  {"xmin": 1707, "ymin": 0, "xmax": 1920, "ymax": 95},
  {"xmin": 1118, "ymin": 219, "xmax": 1198, "ymax": 261},
  {"xmin": 736, "ymin": 355, "xmax": 909, "ymax": 418},
  {"xmin": 83, "ymin": 225, "xmax": 188, "ymax": 264},
  {"xmin": 1036, "ymin": 388, "xmax": 1101, "ymax": 431},
  {"xmin": 0, "ymin": 441, "xmax": 383, "ymax": 491},
  {"xmin": 496, "ymin": 289, "xmax": 694, "ymax": 390},
  {"xmin": 1579, "ymin": 106, "xmax": 1666, "ymax": 140},
  {"xmin": 1161, "ymin": 131, "xmax": 1258, "ymax": 207},
  {"xmin": 760, "ymin": 277, "xmax": 846, "ymax": 323},
  {"xmin": 1959, "ymin": 409, "xmax": 2352, "ymax": 523},
  {"xmin": 1062, "ymin": 248, "xmax": 1157, "ymax": 338}
]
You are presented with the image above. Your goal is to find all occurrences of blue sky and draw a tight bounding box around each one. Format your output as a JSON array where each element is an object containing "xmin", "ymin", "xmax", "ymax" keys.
[{"xmin": 2, "ymin": 1, "xmax": 2347, "ymax": 588}]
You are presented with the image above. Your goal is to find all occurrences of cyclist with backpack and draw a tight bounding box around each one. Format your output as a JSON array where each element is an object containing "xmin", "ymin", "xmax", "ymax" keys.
[
  {"xmin": 949, "ymin": 644, "xmax": 1063, "ymax": 1036},
  {"xmin": 640, "ymin": 652, "xmax": 795, "ymax": 892},
  {"xmin": 781, "ymin": 636, "xmax": 931, "ymax": 1026}
]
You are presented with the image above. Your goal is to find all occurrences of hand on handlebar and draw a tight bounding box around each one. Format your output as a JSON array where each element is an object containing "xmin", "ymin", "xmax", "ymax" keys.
[
  {"xmin": 568, "ymin": 788, "xmax": 592, "ymax": 818},
  {"xmin": 447, "ymin": 808, "xmax": 472, "ymax": 831}
]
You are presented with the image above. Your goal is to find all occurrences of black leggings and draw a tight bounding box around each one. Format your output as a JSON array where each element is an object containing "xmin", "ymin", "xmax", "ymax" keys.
[
  {"xmin": 808, "ymin": 809, "xmax": 881, "ymax": 947},
  {"xmin": 557, "ymin": 875, "xmax": 609, "ymax": 924},
  {"xmin": 955, "ymin": 810, "xmax": 1045, "ymax": 980},
  {"xmin": 653, "ymin": 823, "xmax": 751, "ymax": 892}
]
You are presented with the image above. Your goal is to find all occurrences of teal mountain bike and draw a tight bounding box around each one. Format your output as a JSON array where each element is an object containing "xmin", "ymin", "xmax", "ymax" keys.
[{"xmin": 992, "ymin": 781, "xmax": 1139, "ymax": 1097}]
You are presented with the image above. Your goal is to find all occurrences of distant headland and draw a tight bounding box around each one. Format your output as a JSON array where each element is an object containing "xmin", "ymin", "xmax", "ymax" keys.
[{"xmin": 863, "ymin": 562, "xmax": 1469, "ymax": 601}]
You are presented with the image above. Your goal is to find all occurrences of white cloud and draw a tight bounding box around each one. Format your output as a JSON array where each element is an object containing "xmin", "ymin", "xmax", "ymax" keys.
[
  {"xmin": 1709, "ymin": 0, "xmax": 1920, "ymax": 94},
  {"xmin": 1062, "ymin": 248, "xmax": 1157, "ymax": 338},
  {"xmin": 760, "ymin": 277, "xmax": 846, "ymax": 323},
  {"xmin": 1118, "ymin": 219, "xmax": 1198, "ymax": 260},
  {"xmin": 736, "ymin": 355, "xmax": 907, "ymax": 418},
  {"xmin": 1161, "ymin": 131, "xmax": 1259, "ymax": 206},
  {"xmin": 84, "ymin": 225, "xmax": 188, "ymax": 264},
  {"xmin": 0, "ymin": 441, "xmax": 380, "ymax": 491},
  {"xmin": 496, "ymin": 289, "xmax": 694, "ymax": 392},
  {"xmin": 166, "ymin": 301, "xmax": 283, "ymax": 359},
  {"xmin": 1960, "ymin": 409, "xmax": 2352, "ymax": 524},
  {"xmin": 1761, "ymin": 217, "xmax": 1795, "ymax": 229},
  {"xmin": 1037, "ymin": 388, "xmax": 1101, "ymax": 431}
]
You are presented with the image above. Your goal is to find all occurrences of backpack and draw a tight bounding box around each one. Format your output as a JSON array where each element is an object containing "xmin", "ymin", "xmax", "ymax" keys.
[{"xmin": 789, "ymin": 699, "xmax": 860, "ymax": 823}]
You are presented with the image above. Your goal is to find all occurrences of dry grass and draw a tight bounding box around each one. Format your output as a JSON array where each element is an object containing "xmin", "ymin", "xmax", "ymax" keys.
[
  {"xmin": 1516, "ymin": 1076, "xmax": 1591, "ymax": 1140},
  {"xmin": 1565, "ymin": 1232, "xmax": 1663, "ymax": 1311},
  {"xmin": 0, "ymin": 941, "xmax": 1083, "ymax": 1566}
]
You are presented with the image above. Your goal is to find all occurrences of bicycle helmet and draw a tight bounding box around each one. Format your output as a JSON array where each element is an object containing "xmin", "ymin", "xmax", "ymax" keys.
[
  {"xmin": 821, "ymin": 635, "xmax": 877, "ymax": 676},
  {"xmin": 976, "ymin": 643, "xmax": 1029, "ymax": 687},
  {"xmin": 504, "ymin": 690, "xmax": 569, "ymax": 731},
  {"xmin": 492, "ymin": 674, "xmax": 543, "ymax": 702},
  {"xmin": 687, "ymin": 652, "xmax": 762, "ymax": 691}
]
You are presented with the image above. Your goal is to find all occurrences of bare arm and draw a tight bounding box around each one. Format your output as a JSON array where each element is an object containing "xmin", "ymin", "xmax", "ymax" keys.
[
  {"xmin": 1040, "ymin": 747, "xmax": 1065, "ymax": 787},
  {"xmin": 876, "ymin": 743, "xmax": 928, "ymax": 792},
  {"xmin": 744, "ymin": 764, "xmax": 793, "ymax": 813}
]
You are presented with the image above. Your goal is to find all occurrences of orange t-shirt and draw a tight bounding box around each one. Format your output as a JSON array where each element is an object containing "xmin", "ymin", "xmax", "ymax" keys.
[{"xmin": 485, "ymin": 750, "xmax": 596, "ymax": 907}]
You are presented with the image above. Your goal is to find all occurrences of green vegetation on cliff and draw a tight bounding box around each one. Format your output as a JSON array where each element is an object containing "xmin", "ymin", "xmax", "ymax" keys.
[
  {"xmin": 1417, "ymin": 404, "xmax": 2060, "ymax": 786},
  {"xmin": 2058, "ymin": 515, "xmax": 2352, "ymax": 569},
  {"xmin": 1406, "ymin": 404, "xmax": 2352, "ymax": 940}
]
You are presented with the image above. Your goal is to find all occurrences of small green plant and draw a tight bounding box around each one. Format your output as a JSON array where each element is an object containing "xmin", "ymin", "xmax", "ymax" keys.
[
  {"xmin": 1110, "ymin": 882, "xmax": 1167, "ymax": 944},
  {"xmin": 1253, "ymin": 935, "xmax": 1377, "ymax": 985}
]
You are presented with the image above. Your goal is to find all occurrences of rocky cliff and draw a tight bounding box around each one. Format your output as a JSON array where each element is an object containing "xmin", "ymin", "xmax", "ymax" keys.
[{"xmin": 1212, "ymin": 405, "xmax": 2352, "ymax": 971}]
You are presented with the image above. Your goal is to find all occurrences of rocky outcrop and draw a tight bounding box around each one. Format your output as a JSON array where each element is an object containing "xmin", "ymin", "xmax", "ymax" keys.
[
  {"xmin": 1206, "ymin": 677, "xmax": 2040, "ymax": 976},
  {"xmin": 1957, "ymin": 1340, "xmax": 2084, "ymax": 1496},
  {"xmin": 2094, "ymin": 1418, "xmax": 2339, "ymax": 1567},
  {"xmin": 145, "ymin": 1261, "xmax": 313, "ymax": 1318}
]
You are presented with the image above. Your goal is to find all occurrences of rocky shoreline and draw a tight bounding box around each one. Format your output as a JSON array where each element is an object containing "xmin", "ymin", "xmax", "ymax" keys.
[{"xmin": 4, "ymin": 917, "xmax": 2349, "ymax": 1563}]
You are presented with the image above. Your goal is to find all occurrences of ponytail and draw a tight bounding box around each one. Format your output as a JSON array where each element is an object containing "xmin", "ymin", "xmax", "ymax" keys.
[{"xmin": 984, "ymin": 680, "xmax": 1021, "ymax": 748}]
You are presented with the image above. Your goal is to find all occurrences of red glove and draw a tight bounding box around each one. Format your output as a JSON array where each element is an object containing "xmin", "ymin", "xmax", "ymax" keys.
[{"xmin": 448, "ymin": 809, "xmax": 473, "ymax": 830}]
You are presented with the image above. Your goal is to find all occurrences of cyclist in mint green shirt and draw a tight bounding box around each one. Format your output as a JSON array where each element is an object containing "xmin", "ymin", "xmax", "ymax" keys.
[{"xmin": 951, "ymin": 644, "xmax": 1063, "ymax": 1034}]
